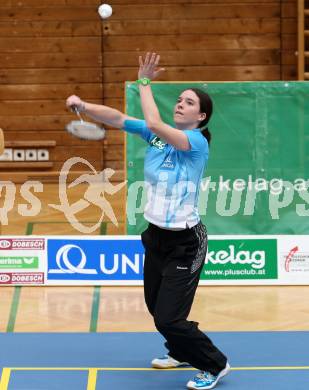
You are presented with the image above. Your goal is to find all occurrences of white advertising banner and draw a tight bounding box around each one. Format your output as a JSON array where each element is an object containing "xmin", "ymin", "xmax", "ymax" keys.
[
  {"xmin": 0, "ymin": 235, "xmax": 308, "ymax": 286},
  {"xmin": 277, "ymin": 235, "xmax": 309, "ymax": 285}
]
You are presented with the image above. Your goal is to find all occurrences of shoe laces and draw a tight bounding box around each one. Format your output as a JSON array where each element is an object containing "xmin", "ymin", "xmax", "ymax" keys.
[
  {"xmin": 159, "ymin": 355, "xmax": 173, "ymax": 361},
  {"xmin": 194, "ymin": 371, "xmax": 216, "ymax": 383}
]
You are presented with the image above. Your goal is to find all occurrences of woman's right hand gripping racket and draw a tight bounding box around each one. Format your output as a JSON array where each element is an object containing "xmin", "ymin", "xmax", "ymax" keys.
[{"xmin": 66, "ymin": 96, "xmax": 105, "ymax": 141}]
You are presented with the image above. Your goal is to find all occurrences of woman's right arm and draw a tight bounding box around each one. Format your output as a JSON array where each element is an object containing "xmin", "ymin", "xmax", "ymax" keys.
[{"xmin": 66, "ymin": 95, "xmax": 135, "ymax": 129}]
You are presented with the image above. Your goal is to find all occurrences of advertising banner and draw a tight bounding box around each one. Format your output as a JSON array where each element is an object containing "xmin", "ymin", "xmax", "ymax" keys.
[
  {"xmin": 125, "ymin": 81, "xmax": 309, "ymax": 237},
  {"xmin": 277, "ymin": 235, "xmax": 309, "ymax": 285},
  {"xmin": 0, "ymin": 236, "xmax": 308, "ymax": 286},
  {"xmin": 0, "ymin": 238, "xmax": 46, "ymax": 286},
  {"xmin": 201, "ymin": 235, "xmax": 308, "ymax": 285},
  {"xmin": 202, "ymin": 238, "xmax": 278, "ymax": 281},
  {"xmin": 46, "ymin": 237, "xmax": 145, "ymax": 285},
  {"xmin": 45, "ymin": 235, "xmax": 309, "ymax": 286}
]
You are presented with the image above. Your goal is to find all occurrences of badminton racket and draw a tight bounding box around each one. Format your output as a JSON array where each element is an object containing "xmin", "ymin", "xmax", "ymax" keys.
[{"xmin": 66, "ymin": 107, "xmax": 105, "ymax": 141}]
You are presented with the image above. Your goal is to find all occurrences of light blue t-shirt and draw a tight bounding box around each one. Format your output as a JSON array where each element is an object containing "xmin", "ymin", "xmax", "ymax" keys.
[{"xmin": 123, "ymin": 119, "xmax": 209, "ymax": 228}]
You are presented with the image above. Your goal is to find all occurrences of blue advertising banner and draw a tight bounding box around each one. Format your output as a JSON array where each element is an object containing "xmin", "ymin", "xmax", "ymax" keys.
[{"xmin": 47, "ymin": 237, "xmax": 144, "ymax": 284}]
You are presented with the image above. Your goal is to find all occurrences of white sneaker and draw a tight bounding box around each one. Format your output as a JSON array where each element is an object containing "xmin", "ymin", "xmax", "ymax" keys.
[
  {"xmin": 151, "ymin": 354, "xmax": 190, "ymax": 369},
  {"xmin": 187, "ymin": 362, "xmax": 231, "ymax": 389}
]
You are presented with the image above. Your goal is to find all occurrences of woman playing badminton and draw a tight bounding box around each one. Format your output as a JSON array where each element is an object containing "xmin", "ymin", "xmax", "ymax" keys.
[{"xmin": 66, "ymin": 52, "xmax": 229, "ymax": 390}]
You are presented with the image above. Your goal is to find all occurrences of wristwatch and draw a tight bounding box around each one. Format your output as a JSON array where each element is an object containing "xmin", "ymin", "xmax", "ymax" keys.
[{"xmin": 137, "ymin": 77, "xmax": 151, "ymax": 86}]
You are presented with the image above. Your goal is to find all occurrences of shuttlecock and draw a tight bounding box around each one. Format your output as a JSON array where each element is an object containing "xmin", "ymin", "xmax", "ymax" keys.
[{"xmin": 98, "ymin": 4, "xmax": 113, "ymax": 19}]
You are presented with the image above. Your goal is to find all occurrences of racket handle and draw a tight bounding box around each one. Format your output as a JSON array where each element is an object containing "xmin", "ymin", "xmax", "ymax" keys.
[{"xmin": 72, "ymin": 106, "xmax": 84, "ymax": 122}]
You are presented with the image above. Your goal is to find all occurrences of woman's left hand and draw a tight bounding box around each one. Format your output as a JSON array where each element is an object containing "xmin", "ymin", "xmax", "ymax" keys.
[{"xmin": 138, "ymin": 52, "xmax": 165, "ymax": 80}]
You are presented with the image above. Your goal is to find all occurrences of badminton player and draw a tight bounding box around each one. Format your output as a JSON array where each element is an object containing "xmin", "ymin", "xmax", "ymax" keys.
[{"xmin": 66, "ymin": 52, "xmax": 230, "ymax": 390}]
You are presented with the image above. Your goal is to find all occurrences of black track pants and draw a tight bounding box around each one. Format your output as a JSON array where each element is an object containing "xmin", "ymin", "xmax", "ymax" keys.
[{"xmin": 141, "ymin": 222, "xmax": 228, "ymax": 375}]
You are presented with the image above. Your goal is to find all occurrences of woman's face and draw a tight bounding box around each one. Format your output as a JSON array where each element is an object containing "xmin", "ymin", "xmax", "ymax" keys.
[{"xmin": 173, "ymin": 90, "xmax": 206, "ymax": 130}]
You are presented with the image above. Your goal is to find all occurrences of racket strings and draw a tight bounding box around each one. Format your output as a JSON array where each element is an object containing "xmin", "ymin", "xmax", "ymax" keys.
[{"xmin": 66, "ymin": 107, "xmax": 105, "ymax": 140}]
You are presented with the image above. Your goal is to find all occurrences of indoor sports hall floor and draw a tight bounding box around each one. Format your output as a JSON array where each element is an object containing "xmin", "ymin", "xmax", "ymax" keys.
[{"xmin": 1, "ymin": 285, "xmax": 309, "ymax": 390}]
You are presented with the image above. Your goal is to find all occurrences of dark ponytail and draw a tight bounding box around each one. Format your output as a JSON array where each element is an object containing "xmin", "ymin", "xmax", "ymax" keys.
[
  {"xmin": 201, "ymin": 128, "xmax": 212, "ymax": 144},
  {"xmin": 188, "ymin": 88, "xmax": 213, "ymax": 145}
]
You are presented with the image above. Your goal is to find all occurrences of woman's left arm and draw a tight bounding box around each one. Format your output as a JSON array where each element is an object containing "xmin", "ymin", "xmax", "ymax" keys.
[{"xmin": 138, "ymin": 52, "xmax": 190, "ymax": 151}]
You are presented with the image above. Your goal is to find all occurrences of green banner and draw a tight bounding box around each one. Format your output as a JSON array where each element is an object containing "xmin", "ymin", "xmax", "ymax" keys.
[
  {"xmin": 0, "ymin": 256, "xmax": 39, "ymax": 269},
  {"xmin": 201, "ymin": 238, "xmax": 277, "ymax": 280},
  {"xmin": 125, "ymin": 82, "xmax": 309, "ymax": 235}
]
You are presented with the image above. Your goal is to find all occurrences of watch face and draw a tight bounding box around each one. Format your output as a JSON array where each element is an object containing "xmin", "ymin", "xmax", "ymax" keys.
[{"xmin": 142, "ymin": 78, "xmax": 149, "ymax": 85}]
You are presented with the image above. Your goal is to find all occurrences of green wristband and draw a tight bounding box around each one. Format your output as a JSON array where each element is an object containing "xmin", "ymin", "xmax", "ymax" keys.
[{"xmin": 136, "ymin": 77, "xmax": 151, "ymax": 86}]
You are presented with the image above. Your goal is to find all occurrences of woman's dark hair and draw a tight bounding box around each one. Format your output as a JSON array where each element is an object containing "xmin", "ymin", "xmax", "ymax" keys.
[{"xmin": 188, "ymin": 88, "xmax": 213, "ymax": 145}]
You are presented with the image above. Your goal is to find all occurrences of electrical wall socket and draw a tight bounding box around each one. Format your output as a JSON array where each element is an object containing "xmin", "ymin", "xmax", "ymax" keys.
[
  {"xmin": 0, "ymin": 148, "xmax": 13, "ymax": 161},
  {"xmin": 37, "ymin": 149, "xmax": 49, "ymax": 161},
  {"xmin": 13, "ymin": 149, "xmax": 25, "ymax": 161},
  {"xmin": 25, "ymin": 149, "xmax": 37, "ymax": 161}
]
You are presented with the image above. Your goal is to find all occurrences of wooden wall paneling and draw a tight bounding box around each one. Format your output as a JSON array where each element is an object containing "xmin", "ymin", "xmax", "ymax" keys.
[
  {"xmin": 0, "ymin": 21, "xmax": 101, "ymax": 37},
  {"xmin": 105, "ymin": 145, "xmax": 124, "ymax": 161},
  {"xmin": 104, "ymin": 35, "xmax": 280, "ymax": 51},
  {"xmin": 0, "ymin": 0, "xmax": 101, "ymax": 5},
  {"xmin": 51, "ymin": 161, "xmax": 103, "ymax": 171},
  {"xmin": 281, "ymin": 65, "xmax": 298, "ymax": 79},
  {"xmin": 0, "ymin": 37, "xmax": 101, "ymax": 52},
  {"xmin": 105, "ymin": 129, "xmax": 125, "ymax": 145},
  {"xmin": 0, "ymin": 0, "xmax": 297, "ymax": 185},
  {"xmin": 282, "ymin": 18, "xmax": 297, "ymax": 34},
  {"xmin": 100, "ymin": 4, "xmax": 281, "ymax": 19},
  {"xmin": 104, "ymin": 66, "xmax": 281, "ymax": 82},
  {"xmin": 104, "ymin": 83, "xmax": 124, "ymax": 98},
  {"xmin": 0, "ymin": 53, "xmax": 102, "ymax": 68},
  {"xmin": 282, "ymin": 1, "xmax": 297, "ymax": 18},
  {"xmin": 104, "ymin": 161, "xmax": 124, "ymax": 170},
  {"xmin": 0, "ymin": 115, "xmax": 82, "ymax": 131},
  {"xmin": 0, "ymin": 84, "xmax": 102, "ymax": 100},
  {"xmin": 0, "ymin": 68, "xmax": 102, "ymax": 84},
  {"xmin": 0, "ymin": 1, "xmax": 104, "ymax": 180},
  {"xmin": 52, "ymin": 146, "xmax": 103, "ymax": 163},
  {"xmin": 0, "ymin": 100, "xmax": 102, "ymax": 116},
  {"xmin": 103, "ymin": 0, "xmax": 277, "ymax": 3},
  {"xmin": 5, "ymin": 131, "xmax": 104, "ymax": 146},
  {"xmin": 103, "ymin": 50, "xmax": 281, "ymax": 67},
  {"xmin": 281, "ymin": 0, "xmax": 297, "ymax": 80},
  {"xmin": 103, "ymin": 18, "xmax": 280, "ymax": 36},
  {"xmin": 0, "ymin": 8, "xmax": 100, "ymax": 21}
]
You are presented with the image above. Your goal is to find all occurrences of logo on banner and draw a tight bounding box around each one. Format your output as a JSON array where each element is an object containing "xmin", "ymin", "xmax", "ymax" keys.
[
  {"xmin": 47, "ymin": 239, "xmax": 145, "ymax": 281},
  {"xmin": 49, "ymin": 245, "xmax": 97, "ymax": 274},
  {"xmin": 0, "ymin": 274, "xmax": 10, "ymax": 283},
  {"xmin": 0, "ymin": 256, "xmax": 39, "ymax": 269},
  {"xmin": 0, "ymin": 272, "xmax": 44, "ymax": 285},
  {"xmin": 0, "ymin": 239, "xmax": 45, "ymax": 250},
  {"xmin": 283, "ymin": 245, "xmax": 309, "ymax": 273},
  {"xmin": 202, "ymin": 239, "xmax": 278, "ymax": 280}
]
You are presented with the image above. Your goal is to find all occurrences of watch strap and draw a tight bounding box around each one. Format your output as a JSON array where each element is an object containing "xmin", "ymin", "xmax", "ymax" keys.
[{"xmin": 136, "ymin": 77, "xmax": 151, "ymax": 86}]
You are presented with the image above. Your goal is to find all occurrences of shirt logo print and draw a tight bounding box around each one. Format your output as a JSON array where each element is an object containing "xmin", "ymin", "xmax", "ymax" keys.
[
  {"xmin": 150, "ymin": 136, "xmax": 166, "ymax": 150},
  {"xmin": 161, "ymin": 154, "xmax": 175, "ymax": 170}
]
